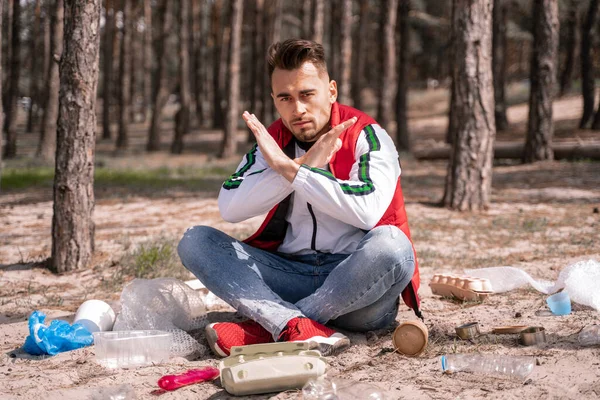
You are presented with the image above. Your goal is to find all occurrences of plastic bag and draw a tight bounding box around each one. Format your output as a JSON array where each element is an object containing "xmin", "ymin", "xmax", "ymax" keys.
[
  {"xmin": 113, "ymin": 278, "xmax": 208, "ymax": 358},
  {"xmin": 22, "ymin": 311, "xmax": 93, "ymax": 355},
  {"xmin": 467, "ymin": 259, "xmax": 600, "ymax": 311}
]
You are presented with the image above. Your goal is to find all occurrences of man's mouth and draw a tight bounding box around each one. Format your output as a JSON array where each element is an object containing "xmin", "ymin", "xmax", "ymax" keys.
[{"xmin": 293, "ymin": 120, "xmax": 311, "ymax": 127}]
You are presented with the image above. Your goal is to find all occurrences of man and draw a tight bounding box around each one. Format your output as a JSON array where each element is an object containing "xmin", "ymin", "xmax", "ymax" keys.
[{"xmin": 178, "ymin": 39, "xmax": 420, "ymax": 357}]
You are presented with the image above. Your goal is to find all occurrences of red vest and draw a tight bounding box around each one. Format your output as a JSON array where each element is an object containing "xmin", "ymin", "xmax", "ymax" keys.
[{"xmin": 244, "ymin": 103, "xmax": 421, "ymax": 317}]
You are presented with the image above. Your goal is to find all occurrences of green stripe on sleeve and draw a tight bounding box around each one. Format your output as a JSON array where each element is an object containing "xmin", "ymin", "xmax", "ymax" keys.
[{"xmin": 222, "ymin": 144, "xmax": 259, "ymax": 190}]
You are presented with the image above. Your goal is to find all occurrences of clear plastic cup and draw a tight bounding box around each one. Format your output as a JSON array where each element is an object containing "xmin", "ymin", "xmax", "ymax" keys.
[
  {"xmin": 74, "ymin": 300, "xmax": 116, "ymax": 333},
  {"xmin": 546, "ymin": 291, "xmax": 571, "ymax": 316}
]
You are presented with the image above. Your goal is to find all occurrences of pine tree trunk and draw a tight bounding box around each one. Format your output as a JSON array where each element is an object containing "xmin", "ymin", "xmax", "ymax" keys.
[
  {"xmin": 189, "ymin": 0, "xmax": 200, "ymax": 127},
  {"xmin": 172, "ymin": 0, "xmax": 191, "ymax": 154},
  {"xmin": 221, "ymin": 0, "xmax": 243, "ymax": 158},
  {"xmin": 1, "ymin": 0, "xmax": 12, "ymax": 117},
  {"xmin": 248, "ymin": 0, "xmax": 264, "ymax": 142},
  {"xmin": 492, "ymin": 0, "xmax": 509, "ymax": 131},
  {"xmin": 351, "ymin": 0, "xmax": 368, "ymax": 110},
  {"xmin": 142, "ymin": 0, "xmax": 152, "ymax": 121},
  {"xmin": 396, "ymin": 0, "xmax": 410, "ymax": 151},
  {"xmin": 376, "ymin": 0, "xmax": 397, "ymax": 130},
  {"xmin": 27, "ymin": 0, "xmax": 42, "ymax": 133},
  {"xmin": 259, "ymin": 0, "xmax": 270, "ymax": 124},
  {"xmin": 129, "ymin": 2, "xmax": 139, "ymax": 123},
  {"xmin": 301, "ymin": 0, "xmax": 312, "ymax": 38},
  {"xmin": 147, "ymin": 0, "xmax": 172, "ymax": 151},
  {"xmin": 338, "ymin": 0, "xmax": 352, "ymax": 105},
  {"xmin": 579, "ymin": 0, "xmax": 599, "ymax": 128},
  {"xmin": 38, "ymin": 0, "xmax": 64, "ymax": 161},
  {"xmin": 328, "ymin": 0, "xmax": 339, "ymax": 81},
  {"xmin": 116, "ymin": 0, "xmax": 131, "ymax": 150},
  {"xmin": 3, "ymin": 0, "xmax": 21, "ymax": 158},
  {"xmin": 523, "ymin": 0, "xmax": 558, "ymax": 162},
  {"xmin": 102, "ymin": 0, "xmax": 114, "ymax": 140},
  {"xmin": 0, "ymin": 0, "xmax": 4, "ymax": 170},
  {"xmin": 312, "ymin": 0, "xmax": 324, "ymax": 44},
  {"xmin": 443, "ymin": 0, "xmax": 496, "ymax": 211},
  {"xmin": 211, "ymin": 0, "xmax": 224, "ymax": 129},
  {"xmin": 559, "ymin": 0, "xmax": 579, "ymax": 96},
  {"xmin": 592, "ymin": 96, "xmax": 600, "ymax": 130},
  {"xmin": 51, "ymin": 0, "xmax": 101, "ymax": 272}
]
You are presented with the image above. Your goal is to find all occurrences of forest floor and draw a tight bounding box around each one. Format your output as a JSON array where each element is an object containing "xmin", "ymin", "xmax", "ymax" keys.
[{"xmin": 1, "ymin": 87, "xmax": 599, "ymax": 399}]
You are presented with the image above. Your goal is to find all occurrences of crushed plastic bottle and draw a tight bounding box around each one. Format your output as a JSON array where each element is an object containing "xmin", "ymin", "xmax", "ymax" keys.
[
  {"xmin": 302, "ymin": 377, "xmax": 386, "ymax": 400},
  {"xmin": 441, "ymin": 354, "xmax": 534, "ymax": 380},
  {"xmin": 579, "ymin": 325, "xmax": 600, "ymax": 346},
  {"xmin": 90, "ymin": 384, "xmax": 136, "ymax": 400}
]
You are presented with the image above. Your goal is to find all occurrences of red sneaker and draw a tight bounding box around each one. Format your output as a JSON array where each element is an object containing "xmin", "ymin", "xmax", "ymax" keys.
[
  {"xmin": 278, "ymin": 317, "xmax": 350, "ymax": 356},
  {"xmin": 205, "ymin": 320, "xmax": 273, "ymax": 357}
]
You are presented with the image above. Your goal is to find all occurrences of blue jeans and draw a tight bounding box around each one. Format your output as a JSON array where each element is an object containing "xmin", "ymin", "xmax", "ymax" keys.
[{"xmin": 177, "ymin": 225, "xmax": 415, "ymax": 340}]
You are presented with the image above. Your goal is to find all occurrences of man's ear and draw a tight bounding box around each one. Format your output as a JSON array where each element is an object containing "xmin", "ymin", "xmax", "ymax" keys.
[{"xmin": 329, "ymin": 80, "xmax": 338, "ymax": 104}]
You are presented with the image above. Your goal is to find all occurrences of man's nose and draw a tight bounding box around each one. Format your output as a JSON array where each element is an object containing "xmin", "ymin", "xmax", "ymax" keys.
[{"xmin": 293, "ymin": 101, "xmax": 306, "ymax": 115}]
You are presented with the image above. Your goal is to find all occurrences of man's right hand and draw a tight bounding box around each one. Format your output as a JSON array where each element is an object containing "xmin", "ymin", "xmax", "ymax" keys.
[{"xmin": 296, "ymin": 117, "xmax": 357, "ymax": 168}]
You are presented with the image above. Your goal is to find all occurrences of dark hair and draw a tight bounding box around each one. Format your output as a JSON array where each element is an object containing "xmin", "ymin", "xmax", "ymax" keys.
[{"xmin": 267, "ymin": 39, "xmax": 328, "ymax": 79}]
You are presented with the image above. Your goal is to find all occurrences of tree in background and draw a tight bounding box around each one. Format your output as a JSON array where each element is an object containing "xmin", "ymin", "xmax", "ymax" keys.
[
  {"xmin": 579, "ymin": 0, "xmax": 599, "ymax": 128},
  {"xmin": 102, "ymin": 0, "xmax": 115, "ymax": 141},
  {"xmin": 351, "ymin": 0, "xmax": 368, "ymax": 110},
  {"xmin": 147, "ymin": 0, "xmax": 172, "ymax": 151},
  {"xmin": 116, "ymin": 0, "xmax": 132, "ymax": 150},
  {"xmin": 38, "ymin": 0, "xmax": 64, "ymax": 161},
  {"xmin": 221, "ymin": 0, "xmax": 243, "ymax": 158},
  {"xmin": 0, "ymin": 0, "xmax": 4, "ymax": 174},
  {"xmin": 377, "ymin": 0, "xmax": 398, "ymax": 130},
  {"xmin": 3, "ymin": 0, "xmax": 20, "ymax": 158},
  {"xmin": 337, "ymin": 0, "xmax": 353, "ymax": 105},
  {"xmin": 312, "ymin": 0, "xmax": 324, "ymax": 44},
  {"xmin": 492, "ymin": 0, "xmax": 509, "ymax": 131},
  {"xmin": 51, "ymin": 0, "xmax": 102, "ymax": 272},
  {"xmin": 559, "ymin": 0, "xmax": 580, "ymax": 96},
  {"xmin": 26, "ymin": 0, "xmax": 42, "ymax": 133},
  {"xmin": 301, "ymin": 0, "xmax": 311, "ymax": 38},
  {"xmin": 172, "ymin": 0, "xmax": 192, "ymax": 154},
  {"xmin": 211, "ymin": 0, "xmax": 224, "ymax": 129},
  {"xmin": 1, "ymin": 0, "xmax": 13, "ymax": 123},
  {"xmin": 142, "ymin": 0, "xmax": 152, "ymax": 121},
  {"xmin": 249, "ymin": 0, "xmax": 265, "ymax": 142},
  {"xmin": 395, "ymin": 0, "xmax": 411, "ymax": 151},
  {"xmin": 443, "ymin": 0, "xmax": 495, "ymax": 211},
  {"xmin": 523, "ymin": 0, "xmax": 559, "ymax": 162}
]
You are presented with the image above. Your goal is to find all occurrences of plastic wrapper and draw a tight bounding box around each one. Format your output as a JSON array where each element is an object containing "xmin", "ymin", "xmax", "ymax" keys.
[
  {"xmin": 22, "ymin": 311, "xmax": 93, "ymax": 356},
  {"xmin": 113, "ymin": 278, "xmax": 208, "ymax": 358}
]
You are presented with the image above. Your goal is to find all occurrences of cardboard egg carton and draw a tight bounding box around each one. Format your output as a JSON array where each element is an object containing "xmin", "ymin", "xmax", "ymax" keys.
[{"xmin": 429, "ymin": 274, "xmax": 493, "ymax": 301}]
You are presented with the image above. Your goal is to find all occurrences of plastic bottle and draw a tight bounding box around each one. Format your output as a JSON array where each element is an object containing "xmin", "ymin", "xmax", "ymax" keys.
[
  {"xmin": 579, "ymin": 325, "xmax": 600, "ymax": 346},
  {"xmin": 440, "ymin": 354, "xmax": 534, "ymax": 380},
  {"xmin": 90, "ymin": 384, "xmax": 136, "ymax": 400},
  {"xmin": 302, "ymin": 377, "xmax": 386, "ymax": 400}
]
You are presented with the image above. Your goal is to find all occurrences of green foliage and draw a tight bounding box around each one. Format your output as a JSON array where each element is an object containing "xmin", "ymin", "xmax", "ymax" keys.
[{"xmin": 119, "ymin": 237, "xmax": 192, "ymax": 280}]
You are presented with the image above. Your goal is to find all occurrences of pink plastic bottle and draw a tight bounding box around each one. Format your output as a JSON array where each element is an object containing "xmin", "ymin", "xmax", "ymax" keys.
[{"xmin": 157, "ymin": 366, "xmax": 220, "ymax": 391}]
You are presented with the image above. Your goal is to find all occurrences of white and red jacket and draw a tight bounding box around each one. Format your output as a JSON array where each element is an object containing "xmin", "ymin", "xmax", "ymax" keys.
[{"xmin": 219, "ymin": 103, "xmax": 421, "ymax": 316}]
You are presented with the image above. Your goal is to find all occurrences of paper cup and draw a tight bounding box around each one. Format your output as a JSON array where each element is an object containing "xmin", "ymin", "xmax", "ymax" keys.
[
  {"xmin": 392, "ymin": 320, "xmax": 429, "ymax": 356},
  {"xmin": 74, "ymin": 300, "xmax": 116, "ymax": 333}
]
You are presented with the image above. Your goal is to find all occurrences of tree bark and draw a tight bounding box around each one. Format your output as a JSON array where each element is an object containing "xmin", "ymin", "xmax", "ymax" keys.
[
  {"xmin": 38, "ymin": 0, "xmax": 64, "ymax": 161},
  {"xmin": 142, "ymin": 0, "xmax": 152, "ymax": 121},
  {"xmin": 259, "ymin": 0, "xmax": 270, "ymax": 124},
  {"xmin": 351, "ymin": 0, "xmax": 368, "ymax": 110},
  {"xmin": 248, "ymin": 0, "xmax": 264, "ymax": 142},
  {"xmin": 376, "ymin": 0, "xmax": 398, "ymax": 130},
  {"xmin": 101, "ymin": 0, "xmax": 115, "ymax": 140},
  {"xmin": 579, "ymin": 0, "xmax": 599, "ymax": 128},
  {"xmin": 211, "ymin": 0, "xmax": 224, "ymax": 129},
  {"xmin": 0, "ymin": 0, "xmax": 4, "ymax": 171},
  {"xmin": 27, "ymin": 0, "xmax": 42, "ymax": 133},
  {"xmin": 189, "ymin": 0, "xmax": 200, "ymax": 127},
  {"xmin": 146, "ymin": 0, "xmax": 172, "ymax": 151},
  {"xmin": 116, "ymin": 0, "xmax": 132, "ymax": 150},
  {"xmin": 338, "ymin": 0, "xmax": 353, "ymax": 105},
  {"xmin": 395, "ymin": 0, "xmax": 411, "ymax": 151},
  {"xmin": 220, "ymin": 0, "xmax": 243, "ymax": 158},
  {"xmin": 51, "ymin": 0, "xmax": 101, "ymax": 272},
  {"xmin": 328, "ymin": 0, "xmax": 339, "ymax": 81},
  {"xmin": 492, "ymin": 0, "xmax": 509, "ymax": 131},
  {"xmin": 1, "ymin": 0, "xmax": 12, "ymax": 117},
  {"xmin": 443, "ymin": 0, "xmax": 495, "ymax": 211},
  {"xmin": 312, "ymin": 0, "xmax": 324, "ymax": 44},
  {"xmin": 559, "ymin": 0, "xmax": 580, "ymax": 96},
  {"xmin": 172, "ymin": 0, "xmax": 192, "ymax": 154},
  {"xmin": 301, "ymin": 0, "xmax": 312, "ymax": 38},
  {"xmin": 3, "ymin": 0, "xmax": 21, "ymax": 158},
  {"xmin": 129, "ymin": 1, "xmax": 140, "ymax": 123},
  {"xmin": 523, "ymin": 0, "xmax": 558, "ymax": 163}
]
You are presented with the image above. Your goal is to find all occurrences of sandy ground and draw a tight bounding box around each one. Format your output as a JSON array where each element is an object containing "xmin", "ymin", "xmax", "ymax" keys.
[{"xmin": 1, "ymin": 92, "xmax": 600, "ymax": 399}]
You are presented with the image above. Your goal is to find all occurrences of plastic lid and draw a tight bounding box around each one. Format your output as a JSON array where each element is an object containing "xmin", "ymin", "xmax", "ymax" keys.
[
  {"xmin": 440, "ymin": 355, "xmax": 447, "ymax": 371},
  {"xmin": 392, "ymin": 320, "xmax": 428, "ymax": 356}
]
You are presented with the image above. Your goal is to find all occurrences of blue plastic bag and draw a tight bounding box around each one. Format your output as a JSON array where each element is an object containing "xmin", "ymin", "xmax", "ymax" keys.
[{"xmin": 22, "ymin": 311, "xmax": 93, "ymax": 356}]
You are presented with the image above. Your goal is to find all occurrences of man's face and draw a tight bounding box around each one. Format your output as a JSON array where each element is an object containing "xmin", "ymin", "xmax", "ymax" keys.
[{"xmin": 271, "ymin": 62, "xmax": 337, "ymax": 142}]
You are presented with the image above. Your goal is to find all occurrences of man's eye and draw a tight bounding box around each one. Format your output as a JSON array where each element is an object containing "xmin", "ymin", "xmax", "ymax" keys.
[{"xmin": 281, "ymin": 97, "xmax": 290, "ymax": 102}]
